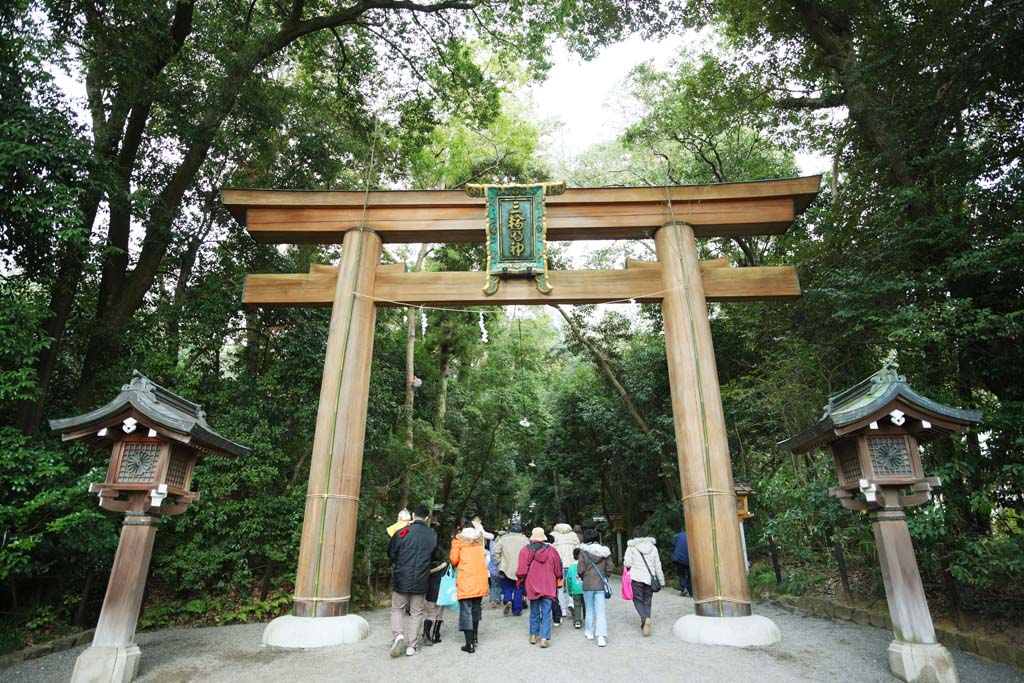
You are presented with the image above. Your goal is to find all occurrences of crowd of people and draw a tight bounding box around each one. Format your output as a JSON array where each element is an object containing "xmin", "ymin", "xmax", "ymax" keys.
[{"xmin": 386, "ymin": 506, "xmax": 692, "ymax": 658}]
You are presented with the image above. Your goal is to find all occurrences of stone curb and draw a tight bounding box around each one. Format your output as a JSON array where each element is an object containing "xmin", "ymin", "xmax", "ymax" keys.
[
  {"xmin": 766, "ymin": 594, "xmax": 1022, "ymax": 672},
  {"xmin": 0, "ymin": 629, "xmax": 94, "ymax": 671}
]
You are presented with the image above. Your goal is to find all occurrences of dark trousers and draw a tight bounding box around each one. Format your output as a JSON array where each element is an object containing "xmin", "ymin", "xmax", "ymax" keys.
[
  {"xmin": 458, "ymin": 596, "xmax": 482, "ymax": 633},
  {"xmin": 674, "ymin": 561, "xmax": 692, "ymax": 595},
  {"xmin": 500, "ymin": 575, "xmax": 524, "ymax": 614},
  {"xmin": 571, "ymin": 593, "xmax": 585, "ymax": 624},
  {"xmin": 631, "ymin": 580, "xmax": 654, "ymax": 625}
]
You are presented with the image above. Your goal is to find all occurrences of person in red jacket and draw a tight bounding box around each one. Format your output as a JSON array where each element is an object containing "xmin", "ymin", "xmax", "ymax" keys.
[{"xmin": 516, "ymin": 527, "xmax": 563, "ymax": 648}]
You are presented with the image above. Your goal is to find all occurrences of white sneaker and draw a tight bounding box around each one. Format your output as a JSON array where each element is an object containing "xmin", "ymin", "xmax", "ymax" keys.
[
  {"xmin": 597, "ymin": 636, "xmax": 607, "ymax": 647},
  {"xmin": 585, "ymin": 632, "xmax": 594, "ymax": 640},
  {"xmin": 389, "ymin": 635, "xmax": 405, "ymax": 658},
  {"xmin": 405, "ymin": 646, "xmax": 417, "ymax": 657}
]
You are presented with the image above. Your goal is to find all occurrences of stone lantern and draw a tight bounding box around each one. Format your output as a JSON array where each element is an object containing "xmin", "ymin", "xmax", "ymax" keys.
[
  {"xmin": 735, "ymin": 484, "xmax": 754, "ymax": 572},
  {"xmin": 779, "ymin": 361, "xmax": 980, "ymax": 683},
  {"xmin": 50, "ymin": 371, "xmax": 248, "ymax": 683},
  {"xmin": 734, "ymin": 484, "xmax": 753, "ymax": 521}
]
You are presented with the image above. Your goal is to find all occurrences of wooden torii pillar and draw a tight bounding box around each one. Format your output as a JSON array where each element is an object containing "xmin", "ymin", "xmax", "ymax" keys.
[{"xmin": 224, "ymin": 176, "xmax": 820, "ymax": 647}]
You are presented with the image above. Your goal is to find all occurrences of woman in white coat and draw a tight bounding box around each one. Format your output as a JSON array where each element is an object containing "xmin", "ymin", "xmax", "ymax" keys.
[
  {"xmin": 550, "ymin": 522, "xmax": 580, "ymax": 617},
  {"xmin": 622, "ymin": 525, "xmax": 666, "ymax": 636}
]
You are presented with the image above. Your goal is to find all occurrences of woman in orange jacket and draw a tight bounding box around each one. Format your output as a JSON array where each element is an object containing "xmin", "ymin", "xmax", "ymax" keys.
[{"xmin": 450, "ymin": 522, "xmax": 489, "ymax": 653}]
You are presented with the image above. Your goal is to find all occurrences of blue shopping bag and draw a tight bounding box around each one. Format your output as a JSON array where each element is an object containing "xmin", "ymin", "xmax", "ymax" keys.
[{"xmin": 437, "ymin": 566, "xmax": 459, "ymax": 612}]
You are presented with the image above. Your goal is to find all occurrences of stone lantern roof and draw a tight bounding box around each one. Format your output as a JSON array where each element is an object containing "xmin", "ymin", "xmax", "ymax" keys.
[
  {"xmin": 49, "ymin": 370, "xmax": 249, "ymax": 458},
  {"xmin": 778, "ymin": 361, "xmax": 982, "ymax": 454}
]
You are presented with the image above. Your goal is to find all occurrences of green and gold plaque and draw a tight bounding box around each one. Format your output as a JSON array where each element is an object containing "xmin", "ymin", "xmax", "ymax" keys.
[{"xmin": 466, "ymin": 182, "xmax": 565, "ymax": 295}]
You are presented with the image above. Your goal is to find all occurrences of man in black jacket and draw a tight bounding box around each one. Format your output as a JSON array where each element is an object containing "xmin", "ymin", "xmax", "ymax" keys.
[{"xmin": 386, "ymin": 503, "xmax": 437, "ymax": 657}]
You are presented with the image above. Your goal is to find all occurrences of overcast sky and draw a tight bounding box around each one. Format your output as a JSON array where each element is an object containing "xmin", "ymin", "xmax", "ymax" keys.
[
  {"xmin": 529, "ymin": 36, "xmax": 830, "ymax": 177},
  {"xmin": 530, "ymin": 36, "xmax": 685, "ymax": 155}
]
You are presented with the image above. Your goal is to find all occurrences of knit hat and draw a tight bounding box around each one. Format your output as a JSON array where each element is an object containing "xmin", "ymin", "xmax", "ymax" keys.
[
  {"xmin": 510, "ymin": 523, "xmax": 523, "ymax": 533},
  {"xmin": 530, "ymin": 527, "xmax": 547, "ymax": 542}
]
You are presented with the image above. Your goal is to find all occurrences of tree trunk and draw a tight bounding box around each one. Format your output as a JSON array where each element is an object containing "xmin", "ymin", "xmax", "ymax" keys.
[
  {"xmin": 73, "ymin": 568, "xmax": 95, "ymax": 628},
  {"xmin": 398, "ymin": 244, "xmax": 431, "ymax": 509},
  {"xmin": 168, "ymin": 218, "xmax": 212, "ymax": 369},
  {"xmin": 13, "ymin": 198, "xmax": 99, "ymax": 433},
  {"xmin": 24, "ymin": 0, "xmax": 484, "ymax": 423},
  {"xmin": 431, "ymin": 352, "xmax": 451, "ymax": 462}
]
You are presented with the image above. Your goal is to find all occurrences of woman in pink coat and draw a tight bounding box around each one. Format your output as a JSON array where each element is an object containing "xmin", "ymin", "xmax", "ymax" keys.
[{"xmin": 516, "ymin": 527, "xmax": 563, "ymax": 648}]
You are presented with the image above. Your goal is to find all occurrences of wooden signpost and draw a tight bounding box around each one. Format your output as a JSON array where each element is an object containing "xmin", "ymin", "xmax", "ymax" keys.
[{"xmin": 224, "ymin": 175, "xmax": 820, "ymax": 648}]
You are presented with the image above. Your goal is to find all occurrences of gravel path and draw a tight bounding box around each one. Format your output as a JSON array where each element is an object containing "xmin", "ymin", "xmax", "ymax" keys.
[{"xmin": 4, "ymin": 578, "xmax": 1021, "ymax": 683}]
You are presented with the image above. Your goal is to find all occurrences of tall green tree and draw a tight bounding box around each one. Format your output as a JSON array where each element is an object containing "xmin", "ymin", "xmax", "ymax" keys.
[{"xmin": 10, "ymin": 0, "xmax": 688, "ymax": 432}]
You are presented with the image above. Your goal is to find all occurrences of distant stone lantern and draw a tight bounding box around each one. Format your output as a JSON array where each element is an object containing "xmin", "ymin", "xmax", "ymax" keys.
[
  {"xmin": 50, "ymin": 371, "xmax": 248, "ymax": 683},
  {"xmin": 735, "ymin": 484, "xmax": 754, "ymax": 572},
  {"xmin": 780, "ymin": 361, "xmax": 980, "ymax": 683},
  {"xmin": 734, "ymin": 484, "xmax": 753, "ymax": 521}
]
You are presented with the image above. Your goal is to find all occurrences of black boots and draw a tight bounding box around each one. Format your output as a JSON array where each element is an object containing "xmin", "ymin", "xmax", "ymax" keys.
[
  {"xmin": 422, "ymin": 620, "xmax": 434, "ymax": 647},
  {"xmin": 461, "ymin": 629, "xmax": 475, "ymax": 653},
  {"xmin": 431, "ymin": 620, "xmax": 442, "ymax": 644}
]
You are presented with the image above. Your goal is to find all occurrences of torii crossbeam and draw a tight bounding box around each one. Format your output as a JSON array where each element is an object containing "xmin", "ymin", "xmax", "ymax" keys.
[{"xmin": 224, "ymin": 175, "xmax": 821, "ymax": 648}]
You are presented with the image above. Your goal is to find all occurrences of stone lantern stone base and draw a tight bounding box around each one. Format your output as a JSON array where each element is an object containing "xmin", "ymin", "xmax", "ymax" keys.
[
  {"xmin": 70, "ymin": 644, "xmax": 141, "ymax": 683},
  {"xmin": 262, "ymin": 614, "xmax": 369, "ymax": 649},
  {"xmin": 888, "ymin": 641, "xmax": 959, "ymax": 683},
  {"xmin": 673, "ymin": 614, "xmax": 781, "ymax": 647}
]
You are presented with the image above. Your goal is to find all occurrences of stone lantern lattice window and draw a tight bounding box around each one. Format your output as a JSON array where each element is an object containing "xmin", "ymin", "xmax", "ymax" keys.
[
  {"xmin": 835, "ymin": 440, "xmax": 861, "ymax": 484},
  {"xmin": 868, "ymin": 436, "xmax": 913, "ymax": 478},
  {"xmin": 165, "ymin": 446, "xmax": 194, "ymax": 489},
  {"xmin": 116, "ymin": 442, "xmax": 161, "ymax": 483}
]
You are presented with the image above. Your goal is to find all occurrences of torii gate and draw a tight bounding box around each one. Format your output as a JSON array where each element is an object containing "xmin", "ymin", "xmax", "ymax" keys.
[{"xmin": 223, "ymin": 176, "xmax": 820, "ymax": 648}]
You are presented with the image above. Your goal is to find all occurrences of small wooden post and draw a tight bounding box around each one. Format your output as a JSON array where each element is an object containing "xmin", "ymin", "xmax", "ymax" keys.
[
  {"xmin": 870, "ymin": 493, "xmax": 937, "ymax": 644},
  {"xmin": 833, "ymin": 536, "xmax": 853, "ymax": 605},
  {"xmin": 768, "ymin": 535, "xmax": 783, "ymax": 586},
  {"xmin": 292, "ymin": 227, "xmax": 382, "ymax": 618},
  {"xmin": 655, "ymin": 222, "xmax": 751, "ymax": 618},
  {"xmin": 70, "ymin": 496, "xmax": 157, "ymax": 682},
  {"xmin": 92, "ymin": 508, "xmax": 158, "ymax": 647}
]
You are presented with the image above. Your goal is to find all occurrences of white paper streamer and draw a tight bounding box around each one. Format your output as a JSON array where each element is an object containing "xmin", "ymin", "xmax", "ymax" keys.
[
  {"xmin": 420, "ymin": 306, "xmax": 427, "ymax": 337},
  {"xmin": 479, "ymin": 311, "xmax": 488, "ymax": 343}
]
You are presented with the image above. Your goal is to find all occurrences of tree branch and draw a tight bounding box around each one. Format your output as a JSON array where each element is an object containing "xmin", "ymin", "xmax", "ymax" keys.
[
  {"xmin": 774, "ymin": 94, "xmax": 846, "ymax": 110},
  {"xmin": 552, "ymin": 305, "xmax": 653, "ymax": 437},
  {"xmin": 288, "ymin": 0, "xmax": 306, "ymax": 26}
]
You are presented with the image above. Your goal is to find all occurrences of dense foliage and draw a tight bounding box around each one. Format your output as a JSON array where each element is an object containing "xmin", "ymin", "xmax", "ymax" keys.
[{"xmin": 1, "ymin": 0, "xmax": 1021, "ymax": 652}]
